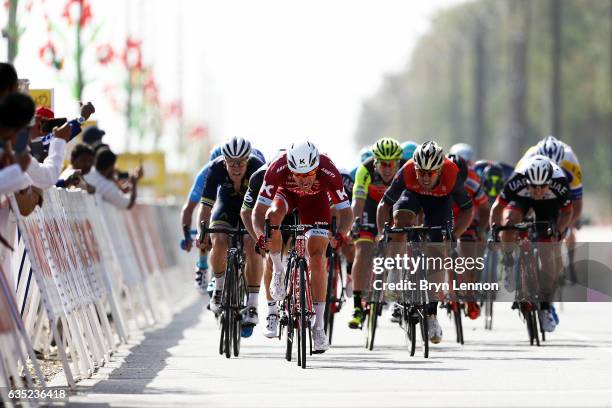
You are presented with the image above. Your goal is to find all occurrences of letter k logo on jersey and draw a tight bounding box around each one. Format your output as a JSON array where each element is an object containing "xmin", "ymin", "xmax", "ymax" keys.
[
  {"xmin": 299, "ymin": 159, "xmax": 305, "ymax": 165},
  {"xmin": 336, "ymin": 189, "xmax": 348, "ymax": 201},
  {"xmin": 260, "ymin": 181, "xmax": 274, "ymax": 197}
]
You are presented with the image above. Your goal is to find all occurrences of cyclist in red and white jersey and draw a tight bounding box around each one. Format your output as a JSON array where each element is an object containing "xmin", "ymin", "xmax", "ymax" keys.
[{"xmin": 252, "ymin": 141, "xmax": 353, "ymax": 352}]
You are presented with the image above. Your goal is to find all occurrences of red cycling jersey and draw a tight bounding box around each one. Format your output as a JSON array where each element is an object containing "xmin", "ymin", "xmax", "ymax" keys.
[
  {"xmin": 384, "ymin": 158, "xmax": 470, "ymax": 206},
  {"xmin": 257, "ymin": 153, "xmax": 350, "ymax": 210},
  {"xmin": 452, "ymin": 168, "xmax": 487, "ymax": 219}
]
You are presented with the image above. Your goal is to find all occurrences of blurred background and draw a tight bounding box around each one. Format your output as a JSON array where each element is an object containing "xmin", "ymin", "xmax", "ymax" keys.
[{"xmin": 1, "ymin": 0, "xmax": 610, "ymax": 220}]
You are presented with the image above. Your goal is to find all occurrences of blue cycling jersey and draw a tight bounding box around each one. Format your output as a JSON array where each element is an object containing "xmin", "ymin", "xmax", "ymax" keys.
[{"xmin": 187, "ymin": 147, "xmax": 266, "ymax": 203}]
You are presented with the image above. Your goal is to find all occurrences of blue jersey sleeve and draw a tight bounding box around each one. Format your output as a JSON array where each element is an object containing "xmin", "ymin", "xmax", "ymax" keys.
[
  {"xmin": 252, "ymin": 148, "xmax": 266, "ymax": 163},
  {"xmin": 200, "ymin": 160, "xmax": 223, "ymax": 206},
  {"xmin": 188, "ymin": 163, "xmax": 211, "ymax": 203}
]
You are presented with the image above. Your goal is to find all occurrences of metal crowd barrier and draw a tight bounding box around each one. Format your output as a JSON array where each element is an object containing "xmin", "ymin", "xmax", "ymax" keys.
[{"xmin": 0, "ymin": 188, "xmax": 191, "ymax": 406}]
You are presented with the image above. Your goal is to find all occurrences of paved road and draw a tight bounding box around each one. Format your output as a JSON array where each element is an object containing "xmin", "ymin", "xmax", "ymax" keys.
[{"xmin": 60, "ymin": 293, "xmax": 612, "ymax": 407}]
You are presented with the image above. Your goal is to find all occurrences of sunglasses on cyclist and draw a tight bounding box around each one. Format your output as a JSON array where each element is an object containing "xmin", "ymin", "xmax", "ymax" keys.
[
  {"xmin": 375, "ymin": 160, "xmax": 399, "ymax": 169},
  {"xmin": 527, "ymin": 183, "xmax": 550, "ymax": 189},
  {"xmin": 415, "ymin": 168, "xmax": 440, "ymax": 177},
  {"xmin": 225, "ymin": 158, "xmax": 248, "ymax": 168},
  {"xmin": 292, "ymin": 168, "xmax": 318, "ymax": 179}
]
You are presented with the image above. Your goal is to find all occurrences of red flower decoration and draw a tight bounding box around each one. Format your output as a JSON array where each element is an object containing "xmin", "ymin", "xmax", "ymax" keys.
[
  {"xmin": 62, "ymin": 0, "xmax": 92, "ymax": 28},
  {"xmin": 96, "ymin": 43, "xmax": 114, "ymax": 65},
  {"xmin": 163, "ymin": 101, "xmax": 182, "ymax": 120},
  {"xmin": 39, "ymin": 40, "xmax": 63, "ymax": 70},
  {"xmin": 143, "ymin": 74, "xmax": 160, "ymax": 105},
  {"xmin": 122, "ymin": 37, "xmax": 143, "ymax": 71},
  {"xmin": 188, "ymin": 125, "xmax": 208, "ymax": 140}
]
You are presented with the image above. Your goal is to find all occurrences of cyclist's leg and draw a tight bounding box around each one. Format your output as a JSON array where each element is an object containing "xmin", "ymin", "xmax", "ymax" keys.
[
  {"xmin": 209, "ymin": 229, "xmax": 230, "ymax": 312},
  {"xmin": 349, "ymin": 239, "xmax": 374, "ymax": 328},
  {"xmin": 266, "ymin": 190, "xmax": 290, "ymax": 300},
  {"xmin": 533, "ymin": 204, "xmax": 563, "ymax": 331},
  {"xmin": 458, "ymin": 234, "xmax": 483, "ymax": 319},
  {"xmin": 194, "ymin": 248, "xmax": 210, "ymax": 294},
  {"xmin": 341, "ymin": 239, "xmax": 355, "ymax": 297},
  {"xmin": 243, "ymin": 234, "xmax": 263, "ymax": 323},
  {"xmin": 299, "ymin": 191, "xmax": 332, "ymax": 351},
  {"xmin": 351, "ymin": 198, "xmax": 378, "ymax": 315}
]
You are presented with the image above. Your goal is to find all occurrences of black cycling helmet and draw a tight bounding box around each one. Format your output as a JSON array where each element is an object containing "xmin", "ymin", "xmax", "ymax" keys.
[{"xmin": 447, "ymin": 153, "xmax": 468, "ymax": 182}]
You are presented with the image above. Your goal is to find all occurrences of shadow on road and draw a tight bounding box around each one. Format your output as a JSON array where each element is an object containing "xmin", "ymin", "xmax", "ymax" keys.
[{"xmin": 73, "ymin": 298, "xmax": 205, "ymax": 397}]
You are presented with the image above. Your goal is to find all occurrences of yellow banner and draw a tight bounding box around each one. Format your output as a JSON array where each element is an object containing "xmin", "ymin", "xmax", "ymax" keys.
[
  {"xmin": 116, "ymin": 152, "xmax": 166, "ymax": 190},
  {"xmin": 163, "ymin": 172, "xmax": 192, "ymax": 198},
  {"xmin": 29, "ymin": 89, "xmax": 54, "ymax": 109}
]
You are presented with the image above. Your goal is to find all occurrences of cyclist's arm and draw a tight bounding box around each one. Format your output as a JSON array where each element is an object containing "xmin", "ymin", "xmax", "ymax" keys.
[
  {"xmin": 450, "ymin": 177, "xmax": 473, "ymax": 238},
  {"xmin": 240, "ymin": 208, "xmax": 257, "ymax": 241},
  {"xmin": 351, "ymin": 165, "xmax": 369, "ymax": 223},
  {"xmin": 555, "ymin": 182, "xmax": 573, "ymax": 234},
  {"xmin": 337, "ymin": 206, "xmax": 353, "ymax": 237},
  {"xmin": 476, "ymin": 200, "xmax": 491, "ymax": 237},
  {"xmin": 252, "ymin": 200, "xmax": 269, "ymax": 238},
  {"xmin": 352, "ymin": 197, "xmax": 366, "ymax": 224},
  {"xmin": 490, "ymin": 197, "xmax": 504, "ymax": 227},
  {"xmin": 556, "ymin": 206, "xmax": 572, "ymax": 236},
  {"xmin": 377, "ymin": 170, "xmax": 406, "ymax": 234},
  {"xmin": 181, "ymin": 200, "xmax": 198, "ymax": 230},
  {"xmin": 376, "ymin": 201, "xmax": 392, "ymax": 236},
  {"xmin": 570, "ymin": 198, "xmax": 582, "ymax": 226}
]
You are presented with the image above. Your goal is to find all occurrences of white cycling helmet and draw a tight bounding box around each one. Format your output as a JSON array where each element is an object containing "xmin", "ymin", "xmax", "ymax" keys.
[
  {"xmin": 536, "ymin": 135, "xmax": 565, "ymax": 164},
  {"xmin": 413, "ymin": 141, "xmax": 445, "ymax": 171},
  {"xmin": 222, "ymin": 136, "xmax": 252, "ymax": 160},
  {"xmin": 525, "ymin": 155, "xmax": 553, "ymax": 186},
  {"xmin": 449, "ymin": 143, "xmax": 474, "ymax": 163},
  {"xmin": 287, "ymin": 141, "xmax": 320, "ymax": 174}
]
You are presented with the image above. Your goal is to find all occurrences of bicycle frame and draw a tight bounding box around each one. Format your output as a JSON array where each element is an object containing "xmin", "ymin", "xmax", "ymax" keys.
[
  {"xmin": 199, "ymin": 221, "xmax": 249, "ymax": 358},
  {"xmin": 383, "ymin": 223, "xmax": 450, "ymax": 358}
]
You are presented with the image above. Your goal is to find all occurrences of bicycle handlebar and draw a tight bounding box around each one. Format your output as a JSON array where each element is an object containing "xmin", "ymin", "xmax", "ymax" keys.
[
  {"xmin": 383, "ymin": 223, "xmax": 450, "ymax": 242},
  {"xmin": 264, "ymin": 218, "xmax": 336, "ymax": 239},
  {"xmin": 490, "ymin": 221, "xmax": 554, "ymax": 242},
  {"xmin": 199, "ymin": 221, "xmax": 249, "ymax": 241}
]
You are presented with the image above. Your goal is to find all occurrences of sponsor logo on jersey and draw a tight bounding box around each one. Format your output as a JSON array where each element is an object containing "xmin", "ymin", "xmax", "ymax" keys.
[
  {"xmin": 550, "ymin": 179, "xmax": 568, "ymax": 196},
  {"xmin": 336, "ymin": 189, "xmax": 348, "ymax": 201},
  {"xmin": 508, "ymin": 177, "xmax": 528, "ymax": 192},
  {"xmin": 320, "ymin": 167, "xmax": 336, "ymax": 178},
  {"xmin": 260, "ymin": 181, "xmax": 274, "ymax": 197}
]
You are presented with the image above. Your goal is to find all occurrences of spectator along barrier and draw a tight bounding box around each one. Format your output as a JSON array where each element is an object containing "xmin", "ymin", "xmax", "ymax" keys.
[{"xmin": 0, "ymin": 187, "xmax": 190, "ymax": 402}]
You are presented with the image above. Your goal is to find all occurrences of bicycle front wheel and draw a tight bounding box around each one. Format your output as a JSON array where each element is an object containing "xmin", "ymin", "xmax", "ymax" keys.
[{"xmin": 299, "ymin": 258, "xmax": 308, "ymax": 368}]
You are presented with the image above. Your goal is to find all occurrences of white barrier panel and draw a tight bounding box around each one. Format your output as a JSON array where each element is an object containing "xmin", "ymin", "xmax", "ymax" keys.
[{"xmin": 2, "ymin": 188, "xmax": 189, "ymax": 391}]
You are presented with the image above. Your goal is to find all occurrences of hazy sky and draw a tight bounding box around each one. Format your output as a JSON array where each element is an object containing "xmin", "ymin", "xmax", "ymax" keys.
[{"xmin": 3, "ymin": 0, "xmax": 465, "ymax": 171}]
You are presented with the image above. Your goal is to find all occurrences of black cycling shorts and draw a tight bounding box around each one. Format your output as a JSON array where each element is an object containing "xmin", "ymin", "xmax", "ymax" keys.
[
  {"xmin": 210, "ymin": 197, "xmax": 242, "ymax": 229},
  {"xmin": 393, "ymin": 190, "xmax": 453, "ymax": 242}
]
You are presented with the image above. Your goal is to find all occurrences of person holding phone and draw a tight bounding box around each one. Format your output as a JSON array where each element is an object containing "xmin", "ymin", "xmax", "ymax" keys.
[{"xmin": 31, "ymin": 102, "xmax": 96, "ymax": 161}]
